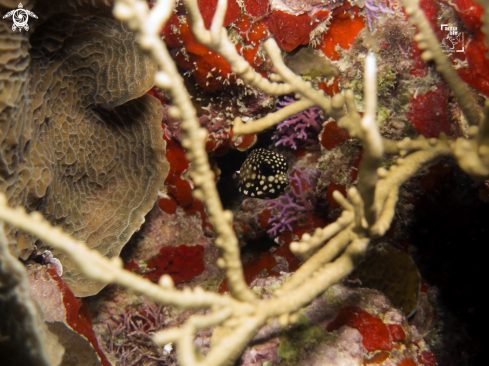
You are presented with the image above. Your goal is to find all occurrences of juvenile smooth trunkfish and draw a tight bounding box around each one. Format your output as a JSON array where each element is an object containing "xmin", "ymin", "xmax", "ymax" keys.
[{"xmin": 235, "ymin": 148, "xmax": 289, "ymax": 199}]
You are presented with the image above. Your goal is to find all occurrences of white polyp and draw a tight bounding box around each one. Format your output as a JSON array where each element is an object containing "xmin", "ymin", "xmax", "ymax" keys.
[
  {"xmin": 159, "ymin": 274, "xmax": 175, "ymax": 288},
  {"xmin": 155, "ymin": 72, "xmax": 172, "ymax": 89},
  {"xmin": 113, "ymin": 4, "xmax": 133, "ymax": 20}
]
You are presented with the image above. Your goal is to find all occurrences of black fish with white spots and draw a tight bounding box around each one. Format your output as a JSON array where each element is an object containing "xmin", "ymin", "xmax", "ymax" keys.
[{"xmin": 236, "ymin": 148, "xmax": 289, "ymax": 199}]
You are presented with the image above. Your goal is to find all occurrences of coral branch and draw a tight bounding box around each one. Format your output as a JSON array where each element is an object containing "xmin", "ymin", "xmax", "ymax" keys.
[
  {"xmin": 264, "ymin": 39, "xmax": 345, "ymax": 120},
  {"xmin": 358, "ymin": 53, "xmax": 383, "ymax": 227},
  {"xmin": 282, "ymin": 224, "xmax": 357, "ymax": 293},
  {"xmin": 272, "ymin": 96, "xmax": 324, "ymax": 149},
  {"xmin": 3, "ymin": 0, "xmax": 489, "ymax": 365},
  {"xmin": 372, "ymin": 138, "xmax": 452, "ymax": 236},
  {"xmin": 269, "ymin": 237, "xmax": 370, "ymax": 318},
  {"xmin": 114, "ymin": 0, "xmax": 254, "ymax": 302},
  {"xmin": 474, "ymin": 0, "xmax": 489, "ymax": 56},
  {"xmin": 401, "ymin": 0, "xmax": 480, "ymax": 126},
  {"xmin": 183, "ymin": 0, "xmax": 294, "ymax": 96},
  {"xmin": 0, "ymin": 194, "xmax": 238, "ymax": 310},
  {"xmin": 182, "ymin": 0, "xmax": 346, "ymax": 141},
  {"xmin": 232, "ymin": 99, "xmax": 315, "ymax": 137},
  {"xmin": 290, "ymin": 209, "xmax": 354, "ymax": 258}
]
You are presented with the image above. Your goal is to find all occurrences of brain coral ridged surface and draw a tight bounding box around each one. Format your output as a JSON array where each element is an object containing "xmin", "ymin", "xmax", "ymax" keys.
[{"xmin": 0, "ymin": 1, "xmax": 169, "ymax": 297}]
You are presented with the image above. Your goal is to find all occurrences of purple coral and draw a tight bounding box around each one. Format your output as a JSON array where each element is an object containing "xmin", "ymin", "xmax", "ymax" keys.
[
  {"xmin": 272, "ymin": 96, "xmax": 323, "ymax": 150},
  {"xmin": 104, "ymin": 300, "xmax": 174, "ymax": 366},
  {"xmin": 262, "ymin": 168, "xmax": 318, "ymax": 236}
]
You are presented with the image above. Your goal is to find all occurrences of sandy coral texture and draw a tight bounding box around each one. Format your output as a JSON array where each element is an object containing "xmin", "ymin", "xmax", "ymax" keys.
[{"xmin": 0, "ymin": 0, "xmax": 169, "ymax": 296}]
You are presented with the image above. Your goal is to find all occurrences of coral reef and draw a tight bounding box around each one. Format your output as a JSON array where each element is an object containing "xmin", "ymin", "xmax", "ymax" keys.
[
  {"xmin": 238, "ymin": 278, "xmax": 437, "ymax": 366},
  {"xmin": 144, "ymin": 245, "xmax": 206, "ymax": 284},
  {"xmin": 349, "ymin": 243, "xmax": 421, "ymax": 317},
  {"xmin": 0, "ymin": 0, "xmax": 488, "ymax": 365},
  {"xmin": 0, "ymin": 0, "xmax": 169, "ymax": 297},
  {"xmin": 272, "ymin": 96, "xmax": 324, "ymax": 149},
  {"xmin": 27, "ymin": 264, "xmax": 110, "ymax": 365},
  {"xmin": 102, "ymin": 300, "xmax": 174, "ymax": 366},
  {"xmin": 262, "ymin": 168, "xmax": 318, "ymax": 236}
]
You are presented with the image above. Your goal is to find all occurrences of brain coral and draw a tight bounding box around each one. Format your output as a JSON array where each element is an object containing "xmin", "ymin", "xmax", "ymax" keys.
[{"xmin": 0, "ymin": 1, "xmax": 169, "ymax": 296}]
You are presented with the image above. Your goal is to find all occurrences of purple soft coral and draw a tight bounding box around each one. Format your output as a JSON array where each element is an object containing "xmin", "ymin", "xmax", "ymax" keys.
[
  {"xmin": 262, "ymin": 168, "xmax": 318, "ymax": 236},
  {"xmin": 272, "ymin": 96, "xmax": 323, "ymax": 150}
]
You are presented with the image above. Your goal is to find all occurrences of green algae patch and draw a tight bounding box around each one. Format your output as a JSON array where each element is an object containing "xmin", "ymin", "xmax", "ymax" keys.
[
  {"xmin": 277, "ymin": 324, "xmax": 336, "ymax": 365},
  {"xmin": 200, "ymin": 275, "xmax": 226, "ymax": 292},
  {"xmin": 296, "ymin": 309, "xmax": 310, "ymax": 327},
  {"xmin": 377, "ymin": 67, "xmax": 398, "ymax": 97},
  {"xmin": 251, "ymin": 275, "xmax": 291, "ymax": 297},
  {"xmin": 322, "ymin": 285, "xmax": 344, "ymax": 307}
]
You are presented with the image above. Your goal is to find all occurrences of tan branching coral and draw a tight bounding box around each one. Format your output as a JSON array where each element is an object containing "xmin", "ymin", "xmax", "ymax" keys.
[
  {"xmin": 473, "ymin": 0, "xmax": 489, "ymax": 55},
  {"xmin": 401, "ymin": 0, "xmax": 479, "ymax": 126},
  {"xmin": 0, "ymin": 1, "xmax": 169, "ymax": 296},
  {"xmin": 399, "ymin": 0, "xmax": 489, "ymax": 184},
  {"xmin": 114, "ymin": 0, "xmax": 255, "ymax": 302},
  {"xmin": 232, "ymin": 39, "xmax": 345, "ymax": 137},
  {"xmin": 1, "ymin": 0, "xmax": 489, "ymax": 365}
]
